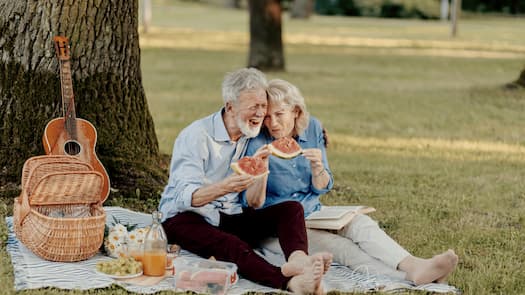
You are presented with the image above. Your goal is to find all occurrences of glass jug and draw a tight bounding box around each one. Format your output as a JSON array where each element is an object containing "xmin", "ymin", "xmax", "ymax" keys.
[{"xmin": 142, "ymin": 211, "xmax": 167, "ymax": 276}]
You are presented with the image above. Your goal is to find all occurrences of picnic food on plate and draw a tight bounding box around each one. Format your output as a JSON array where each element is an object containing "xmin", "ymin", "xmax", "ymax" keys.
[
  {"xmin": 268, "ymin": 137, "xmax": 302, "ymax": 159},
  {"xmin": 230, "ymin": 156, "xmax": 269, "ymax": 178},
  {"xmin": 96, "ymin": 256, "xmax": 142, "ymax": 276}
]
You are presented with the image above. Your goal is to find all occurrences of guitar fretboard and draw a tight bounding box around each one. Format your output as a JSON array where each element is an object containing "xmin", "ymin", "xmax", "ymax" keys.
[{"xmin": 58, "ymin": 59, "xmax": 78, "ymax": 140}]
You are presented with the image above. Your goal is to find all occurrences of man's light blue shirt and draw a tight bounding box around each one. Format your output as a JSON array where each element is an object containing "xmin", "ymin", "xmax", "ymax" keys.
[
  {"xmin": 241, "ymin": 117, "xmax": 334, "ymax": 217},
  {"xmin": 158, "ymin": 109, "xmax": 248, "ymax": 226}
]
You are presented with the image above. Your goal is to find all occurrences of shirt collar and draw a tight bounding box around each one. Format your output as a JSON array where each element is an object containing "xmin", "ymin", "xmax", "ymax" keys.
[
  {"xmin": 212, "ymin": 108, "xmax": 232, "ymax": 142},
  {"xmin": 297, "ymin": 130, "xmax": 308, "ymax": 142}
]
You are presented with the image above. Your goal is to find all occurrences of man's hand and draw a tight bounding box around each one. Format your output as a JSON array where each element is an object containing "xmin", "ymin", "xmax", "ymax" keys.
[
  {"xmin": 191, "ymin": 174, "xmax": 255, "ymax": 207},
  {"xmin": 222, "ymin": 174, "xmax": 256, "ymax": 193}
]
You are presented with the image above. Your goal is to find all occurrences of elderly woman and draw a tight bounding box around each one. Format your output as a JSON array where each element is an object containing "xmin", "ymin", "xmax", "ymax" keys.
[{"xmin": 242, "ymin": 79, "xmax": 458, "ymax": 285}]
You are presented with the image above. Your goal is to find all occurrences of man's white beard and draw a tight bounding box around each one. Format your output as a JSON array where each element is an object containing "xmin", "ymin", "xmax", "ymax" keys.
[{"xmin": 236, "ymin": 116, "xmax": 260, "ymax": 138}]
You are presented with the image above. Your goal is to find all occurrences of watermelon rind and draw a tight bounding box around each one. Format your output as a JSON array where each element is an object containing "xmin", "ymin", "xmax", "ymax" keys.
[
  {"xmin": 268, "ymin": 143, "xmax": 302, "ymax": 159},
  {"xmin": 230, "ymin": 162, "xmax": 269, "ymax": 179}
]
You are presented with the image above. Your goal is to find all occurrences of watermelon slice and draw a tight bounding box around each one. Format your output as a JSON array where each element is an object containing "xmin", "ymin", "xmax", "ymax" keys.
[
  {"xmin": 230, "ymin": 156, "xmax": 269, "ymax": 178},
  {"xmin": 268, "ymin": 137, "xmax": 302, "ymax": 159}
]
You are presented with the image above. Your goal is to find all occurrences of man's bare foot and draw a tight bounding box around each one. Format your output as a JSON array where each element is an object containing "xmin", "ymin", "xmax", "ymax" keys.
[
  {"xmin": 282, "ymin": 251, "xmax": 332, "ymax": 277},
  {"xmin": 287, "ymin": 258, "xmax": 324, "ymax": 295},
  {"xmin": 407, "ymin": 249, "xmax": 458, "ymax": 285}
]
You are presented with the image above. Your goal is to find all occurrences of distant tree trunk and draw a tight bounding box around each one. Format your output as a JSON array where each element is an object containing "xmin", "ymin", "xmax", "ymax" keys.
[
  {"xmin": 0, "ymin": 0, "xmax": 166, "ymax": 198},
  {"xmin": 506, "ymin": 66, "xmax": 525, "ymax": 89},
  {"xmin": 248, "ymin": 0, "xmax": 285, "ymax": 71},
  {"xmin": 450, "ymin": 0, "xmax": 461, "ymax": 37},
  {"xmin": 141, "ymin": 0, "xmax": 152, "ymax": 33},
  {"xmin": 440, "ymin": 0, "xmax": 449, "ymax": 20},
  {"xmin": 517, "ymin": 67, "xmax": 525, "ymax": 87},
  {"xmin": 290, "ymin": 0, "xmax": 314, "ymax": 19}
]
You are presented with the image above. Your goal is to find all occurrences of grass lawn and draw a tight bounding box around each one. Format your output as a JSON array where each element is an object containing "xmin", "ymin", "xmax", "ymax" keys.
[{"xmin": 1, "ymin": 1, "xmax": 525, "ymax": 294}]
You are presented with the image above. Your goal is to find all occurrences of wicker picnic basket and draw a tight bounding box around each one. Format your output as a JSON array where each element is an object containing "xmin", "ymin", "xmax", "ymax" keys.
[{"xmin": 13, "ymin": 155, "xmax": 108, "ymax": 262}]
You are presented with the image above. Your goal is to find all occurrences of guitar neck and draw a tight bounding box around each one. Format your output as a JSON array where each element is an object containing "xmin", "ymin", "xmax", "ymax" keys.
[{"xmin": 58, "ymin": 59, "xmax": 78, "ymax": 140}]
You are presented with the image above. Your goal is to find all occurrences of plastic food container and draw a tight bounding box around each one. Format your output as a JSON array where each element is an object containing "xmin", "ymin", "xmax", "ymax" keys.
[{"xmin": 173, "ymin": 257, "xmax": 238, "ymax": 295}]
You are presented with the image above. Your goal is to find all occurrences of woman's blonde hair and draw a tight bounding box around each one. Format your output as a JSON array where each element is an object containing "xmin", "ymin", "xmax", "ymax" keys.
[{"xmin": 267, "ymin": 79, "xmax": 310, "ymax": 136}]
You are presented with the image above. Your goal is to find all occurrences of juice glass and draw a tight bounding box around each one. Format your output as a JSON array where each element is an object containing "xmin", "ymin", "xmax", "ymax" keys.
[
  {"xmin": 129, "ymin": 243, "xmax": 144, "ymax": 263},
  {"xmin": 166, "ymin": 244, "xmax": 181, "ymax": 269}
]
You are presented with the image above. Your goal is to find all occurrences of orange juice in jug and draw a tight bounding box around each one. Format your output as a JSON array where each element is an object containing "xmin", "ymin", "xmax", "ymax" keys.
[
  {"xmin": 143, "ymin": 251, "xmax": 166, "ymax": 276},
  {"xmin": 142, "ymin": 211, "xmax": 167, "ymax": 276}
]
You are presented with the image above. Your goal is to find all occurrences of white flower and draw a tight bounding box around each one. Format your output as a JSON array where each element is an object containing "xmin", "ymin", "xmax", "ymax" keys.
[
  {"xmin": 104, "ymin": 223, "xmax": 150, "ymax": 258},
  {"xmin": 108, "ymin": 230, "xmax": 127, "ymax": 244},
  {"xmin": 104, "ymin": 240, "xmax": 123, "ymax": 258},
  {"xmin": 128, "ymin": 227, "xmax": 147, "ymax": 245},
  {"xmin": 111, "ymin": 224, "xmax": 128, "ymax": 235}
]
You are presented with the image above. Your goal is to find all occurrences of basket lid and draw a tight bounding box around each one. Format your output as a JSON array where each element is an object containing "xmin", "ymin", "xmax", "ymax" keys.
[
  {"xmin": 22, "ymin": 155, "xmax": 108, "ymax": 205},
  {"xmin": 29, "ymin": 171, "xmax": 104, "ymax": 206}
]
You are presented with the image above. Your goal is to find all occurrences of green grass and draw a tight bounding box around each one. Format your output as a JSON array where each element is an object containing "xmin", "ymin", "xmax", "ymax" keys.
[{"xmin": 2, "ymin": 1, "xmax": 525, "ymax": 294}]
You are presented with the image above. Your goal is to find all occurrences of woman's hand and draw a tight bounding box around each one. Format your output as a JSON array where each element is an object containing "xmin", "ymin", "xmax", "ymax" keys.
[
  {"xmin": 253, "ymin": 144, "xmax": 271, "ymax": 169},
  {"xmin": 301, "ymin": 148, "xmax": 324, "ymax": 175},
  {"xmin": 303, "ymin": 148, "xmax": 329, "ymax": 190}
]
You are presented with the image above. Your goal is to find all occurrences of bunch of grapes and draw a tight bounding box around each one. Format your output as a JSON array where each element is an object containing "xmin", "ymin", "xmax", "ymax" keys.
[{"xmin": 96, "ymin": 257, "xmax": 142, "ymax": 276}]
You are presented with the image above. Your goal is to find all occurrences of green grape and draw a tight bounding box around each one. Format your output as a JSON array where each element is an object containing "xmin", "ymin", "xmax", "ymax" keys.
[{"xmin": 97, "ymin": 256, "xmax": 143, "ymax": 275}]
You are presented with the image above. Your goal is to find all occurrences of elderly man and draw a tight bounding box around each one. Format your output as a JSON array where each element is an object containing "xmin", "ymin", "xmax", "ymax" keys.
[{"xmin": 159, "ymin": 68, "xmax": 326, "ymax": 294}]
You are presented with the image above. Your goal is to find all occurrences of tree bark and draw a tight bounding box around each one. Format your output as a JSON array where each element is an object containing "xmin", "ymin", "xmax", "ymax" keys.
[
  {"xmin": 248, "ymin": 0, "xmax": 285, "ymax": 71},
  {"xmin": 0, "ymin": 0, "xmax": 166, "ymax": 198},
  {"xmin": 290, "ymin": 0, "xmax": 314, "ymax": 19}
]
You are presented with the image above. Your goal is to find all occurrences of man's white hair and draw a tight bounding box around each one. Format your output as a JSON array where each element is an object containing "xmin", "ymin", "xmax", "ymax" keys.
[{"xmin": 222, "ymin": 68, "xmax": 268, "ymax": 105}]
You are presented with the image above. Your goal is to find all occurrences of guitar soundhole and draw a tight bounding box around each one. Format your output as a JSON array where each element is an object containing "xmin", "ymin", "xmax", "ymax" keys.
[{"xmin": 64, "ymin": 141, "xmax": 81, "ymax": 156}]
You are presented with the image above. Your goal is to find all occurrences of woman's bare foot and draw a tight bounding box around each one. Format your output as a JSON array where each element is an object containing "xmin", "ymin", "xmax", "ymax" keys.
[
  {"xmin": 282, "ymin": 251, "xmax": 333, "ymax": 277},
  {"xmin": 405, "ymin": 249, "xmax": 459, "ymax": 285},
  {"xmin": 317, "ymin": 252, "xmax": 333, "ymax": 274},
  {"xmin": 287, "ymin": 258, "xmax": 324, "ymax": 295},
  {"xmin": 435, "ymin": 250, "xmax": 459, "ymax": 284}
]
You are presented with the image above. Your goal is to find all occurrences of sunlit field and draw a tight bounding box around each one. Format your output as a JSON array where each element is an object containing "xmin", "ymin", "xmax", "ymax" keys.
[{"xmin": 1, "ymin": 1, "xmax": 524, "ymax": 294}]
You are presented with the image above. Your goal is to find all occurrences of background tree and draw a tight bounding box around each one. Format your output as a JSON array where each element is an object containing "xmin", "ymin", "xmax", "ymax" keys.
[
  {"xmin": 248, "ymin": 0, "xmax": 285, "ymax": 71},
  {"xmin": 506, "ymin": 66, "xmax": 525, "ymax": 89},
  {"xmin": 516, "ymin": 67, "xmax": 525, "ymax": 87},
  {"xmin": 0, "ymin": 0, "xmax": 166, "ymax": 198}
]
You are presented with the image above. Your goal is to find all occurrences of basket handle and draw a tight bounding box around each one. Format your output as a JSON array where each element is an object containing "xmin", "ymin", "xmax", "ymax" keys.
[{"xmin": 17, "ymin": 189, "xmax": 31, "ymax": 226}]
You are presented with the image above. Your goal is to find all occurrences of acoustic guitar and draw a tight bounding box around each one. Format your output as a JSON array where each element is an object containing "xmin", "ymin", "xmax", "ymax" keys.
[{"xmin": 43, "ymin": 36, "xmax": 110, "ymax": 199}]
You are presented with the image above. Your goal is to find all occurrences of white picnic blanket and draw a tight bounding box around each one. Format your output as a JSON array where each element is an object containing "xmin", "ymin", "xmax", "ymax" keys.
[{"xmin": 5, "ymin": 206, "xmax": 460, "ymax": 294}]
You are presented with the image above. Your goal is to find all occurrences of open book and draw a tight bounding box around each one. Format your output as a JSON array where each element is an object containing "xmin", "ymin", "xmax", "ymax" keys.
[{"xmin": 305, "ymin": 206, "xmax": 376, "ymax": 230}]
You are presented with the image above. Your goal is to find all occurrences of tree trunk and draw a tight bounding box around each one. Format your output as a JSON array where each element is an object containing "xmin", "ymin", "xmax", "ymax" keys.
[
  {"xmin": 248, "ymin": 0, "xmax": 285, "ymax": 71},
  {"xmin": 517, "ymin": 67, "xmax": 525, "ymax": 87},
  {"xmin": 0, "ymin": 0, "xmax": 166, "ymax": 198},
  {"xmin": 450, "ymin": 0, "xmax": 461, "ymax": 37},
  {"xmin": 290, "ymin": 0, "xmax": 314, "ymax": 19},
  {"xmin": 506, "ymin": 66, "xmax": 525, "ymax": 89}
]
